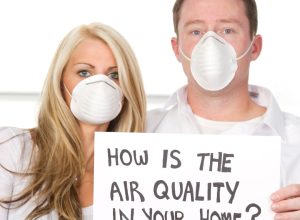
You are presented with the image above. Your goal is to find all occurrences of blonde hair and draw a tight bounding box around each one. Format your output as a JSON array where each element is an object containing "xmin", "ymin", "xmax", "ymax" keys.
[{"xmin": 1, "ymin": 23, "xmax": 146, "ymax": 219}]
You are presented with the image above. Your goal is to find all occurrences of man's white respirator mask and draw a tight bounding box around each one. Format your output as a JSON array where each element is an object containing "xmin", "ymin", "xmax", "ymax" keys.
[{"xmin": 180, "ymin": 31, "xmax": 254, "ymax": 91}]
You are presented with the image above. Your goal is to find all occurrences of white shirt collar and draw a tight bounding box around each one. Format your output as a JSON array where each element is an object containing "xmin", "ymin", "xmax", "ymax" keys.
[
  {"xmin": 163, "ymin": 85, "xmax": 286, "ymax": 139},
  {"xmin": 248, "ymin": 85, "xmax": 286, "ymax": 139}
]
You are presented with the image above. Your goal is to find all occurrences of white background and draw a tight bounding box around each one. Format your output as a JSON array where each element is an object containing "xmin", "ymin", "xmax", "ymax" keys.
[{"xmin": 0, "ymin": 0, "xmax": 300, "ymax": 127}]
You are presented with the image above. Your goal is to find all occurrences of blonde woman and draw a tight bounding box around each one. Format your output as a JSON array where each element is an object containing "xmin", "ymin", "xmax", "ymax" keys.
[{"xmin": 0, "ymin": 22, "xmax": 146, "ymax": 220}]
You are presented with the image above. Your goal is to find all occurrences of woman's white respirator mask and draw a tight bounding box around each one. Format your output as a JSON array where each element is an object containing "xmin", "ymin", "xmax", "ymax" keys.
[{"xmin": 64, "ymin": 74, "xmax": 123, "ymax": 125}]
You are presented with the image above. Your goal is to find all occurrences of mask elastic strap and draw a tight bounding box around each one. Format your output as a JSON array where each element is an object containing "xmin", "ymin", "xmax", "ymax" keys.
[
  {"xmin": 236, "ymin": 37, "xmax": 255, "ymax": 60},
  {"xmin": 179, "ymin": 47, "xmax": 191, "ymax": 61},
  {"xmin": 63, "ymin": 84, "xmax": 72, "ymax": 98}
]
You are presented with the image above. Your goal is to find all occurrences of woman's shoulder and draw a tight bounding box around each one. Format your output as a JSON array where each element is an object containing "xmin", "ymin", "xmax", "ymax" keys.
[
  {"xmin": 0, "ymin": 127, "xmax": 31, "ymax": 143},
  {"xmin": 0, "ymin": 127, "xmax": 33, "ymax": 172}
]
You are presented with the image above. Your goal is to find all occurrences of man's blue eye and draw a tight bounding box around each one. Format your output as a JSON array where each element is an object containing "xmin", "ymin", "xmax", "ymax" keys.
[
  {"xmin": 192, "ymin": 30, "xmax": 201, "ymax": 36},
  {"xmin": 78, "ymin": 70, "xmax": 91, "ymax": 78},
  {"xmin": 224, "ymin": 28, "xmax": 233, "ymax": 34}
]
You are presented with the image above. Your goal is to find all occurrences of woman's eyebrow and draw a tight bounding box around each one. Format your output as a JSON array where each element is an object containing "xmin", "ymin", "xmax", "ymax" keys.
[
  {"xmin": 107, "ymin": 66, "xmax": 118, "ymax": 72},
  {"xmin": 74, "ymin": 63, "xmax": 95, "ymax": 68}
]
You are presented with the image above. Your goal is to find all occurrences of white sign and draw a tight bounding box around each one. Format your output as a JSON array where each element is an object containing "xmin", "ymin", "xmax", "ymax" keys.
[{"xmin": 94, "ymin": 133, "xmax": 281, "ymax": 220}]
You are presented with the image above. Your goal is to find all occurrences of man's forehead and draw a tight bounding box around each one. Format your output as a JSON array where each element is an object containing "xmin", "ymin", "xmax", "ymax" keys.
[
  {"xmin": 180, "ymin": 0, "xmax": 246, "ymax": 18},
  {"xmin": 179, "ymin": 0, "xmax": 247, "ymax": 26}
]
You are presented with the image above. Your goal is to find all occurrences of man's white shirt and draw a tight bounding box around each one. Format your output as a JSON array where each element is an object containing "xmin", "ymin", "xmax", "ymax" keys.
[{"xmin": 147, "ymin": 85, "xmax": 300, "ymax": 187}]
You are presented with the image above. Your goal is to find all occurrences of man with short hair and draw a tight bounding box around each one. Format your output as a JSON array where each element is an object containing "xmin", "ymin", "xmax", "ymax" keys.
[{"xmin": 147, "ymin": 0, "xmax": 300, "ymax": 218}]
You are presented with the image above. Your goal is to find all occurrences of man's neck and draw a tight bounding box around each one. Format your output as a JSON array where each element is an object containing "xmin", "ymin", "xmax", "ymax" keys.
[{"xmin": 187, "ymin": 84, "xmax": 266, "ymax": 122}]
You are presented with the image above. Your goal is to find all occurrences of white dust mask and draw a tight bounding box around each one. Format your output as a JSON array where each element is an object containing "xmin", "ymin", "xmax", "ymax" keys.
[
  {"xmin": 180, "ymin": 31, "xmax": 254, "ymax": 91},
  {"xmin": 64, "ymin": 74, "xmax": 123, "ymax": 125}
]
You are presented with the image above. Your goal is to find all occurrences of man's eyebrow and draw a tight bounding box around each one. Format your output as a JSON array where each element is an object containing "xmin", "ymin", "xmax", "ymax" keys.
[
  {"xmin": 183, "ymin": 18, "xmax": 243, "ymax": 28},
  {"xmin": 183, "ymin": 19, "xmax": 205, "ymax": 28},
  {"xmin": 217, "ymin": 18, "xmax": 243, "ymax": 27}
]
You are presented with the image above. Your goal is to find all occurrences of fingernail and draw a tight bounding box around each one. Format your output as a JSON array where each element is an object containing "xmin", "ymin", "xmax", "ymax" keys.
[
  {"xmin": 271, "ymin": 193, "xmax": 279, "ymax": 201},
  {"xmin": 271, "ymin": 203, "xmax": 278, "ymax": 210}
]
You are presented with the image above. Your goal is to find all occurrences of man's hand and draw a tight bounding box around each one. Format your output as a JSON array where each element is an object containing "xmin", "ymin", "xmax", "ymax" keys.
[{"xmin": 271, "ymin": 184, "xmax": 300, "ymax": 219}]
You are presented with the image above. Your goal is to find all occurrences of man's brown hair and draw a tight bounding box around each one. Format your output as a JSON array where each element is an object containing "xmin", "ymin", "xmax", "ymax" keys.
[{"xmin": 173, "ymin": 0, "xmax": 258, "ymax": 37}]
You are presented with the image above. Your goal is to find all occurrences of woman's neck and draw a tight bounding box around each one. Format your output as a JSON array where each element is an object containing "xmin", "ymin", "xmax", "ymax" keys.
[{"xmin": 79, "ymin": 122, "xmax": 109, "ymax": 171}]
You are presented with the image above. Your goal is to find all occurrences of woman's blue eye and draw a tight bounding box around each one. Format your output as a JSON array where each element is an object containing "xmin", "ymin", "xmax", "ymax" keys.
[
  {"xmin": 108, "ymin": 71, "xmax": 119, "ymax": 80},
  {"xmin": 78, "ymin": 70, "xmax": 91, "ymax": 78}
]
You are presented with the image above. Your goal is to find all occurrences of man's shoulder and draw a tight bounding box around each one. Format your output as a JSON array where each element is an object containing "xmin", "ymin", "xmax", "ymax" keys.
[
  {"xmin": 147, "ymin": 107, "xmax": 168, "ymax": 118},
  {"xmin": 279, "ymin": 112, "xmax": 300, "ymax": 146},
  {"xmin": 283, "ymin": 112, "xmax": 300, "ymax": 129},
  {"xmin": 147, "ymin": 108, "xmax": 171, "ymax": 132}
]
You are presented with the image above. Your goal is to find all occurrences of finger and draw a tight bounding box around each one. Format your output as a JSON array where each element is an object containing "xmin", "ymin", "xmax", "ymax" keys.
[
  {"xmin": 272, "ymin": 197, "xmax": 300, "ymax": 213},
  {"xmin": 274, "ymin": 210, "xmax": 300, "ymax": 220},
  {"xmin": 271, "ymin": 184, "xmax": 300, "ymax": 202}
]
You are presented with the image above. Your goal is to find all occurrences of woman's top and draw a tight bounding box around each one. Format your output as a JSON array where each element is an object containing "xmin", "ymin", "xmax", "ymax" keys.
[{"xmin": 0, "ymin": 127, "xmax": 93, "ymax": 220}]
